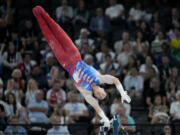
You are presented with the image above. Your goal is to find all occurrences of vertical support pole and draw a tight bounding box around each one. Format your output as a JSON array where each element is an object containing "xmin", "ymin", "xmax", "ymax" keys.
[
  {"xmin": 99, "ymin": 115, "xmax": 120, "ymax": 135},
  {"xmin": 113, "ymin": 115, "xmax": 119, "ymax": 135},
  {"xmin": 100, "ymin": 126, "xmax": 104, "ymax": 135}
]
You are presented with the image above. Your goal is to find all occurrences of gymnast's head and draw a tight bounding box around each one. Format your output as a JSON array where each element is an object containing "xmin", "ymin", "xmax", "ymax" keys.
[{"xmin": 92, "ymin": 84, "xmax": 107, "ymax": 100}]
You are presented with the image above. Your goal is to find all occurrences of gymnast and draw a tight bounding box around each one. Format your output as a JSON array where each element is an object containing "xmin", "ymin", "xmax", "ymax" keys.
[{"xmin": 32, "ymin": 6, "xmax": 131, "ymax": 128}]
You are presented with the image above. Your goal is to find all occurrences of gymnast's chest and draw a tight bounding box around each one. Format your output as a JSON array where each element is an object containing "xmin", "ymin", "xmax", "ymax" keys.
[{"xmin": 72, "ymin": 66, "xmax": 94, "ymax": 87}]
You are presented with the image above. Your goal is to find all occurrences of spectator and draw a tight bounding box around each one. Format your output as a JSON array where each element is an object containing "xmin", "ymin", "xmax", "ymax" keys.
[
  {"xmin": 139, "ymin": 21, "xmax": 151, "ymax": 41},
  {"xmin": 31, "ymin": 39, "xmax": 45, "ymax": 64},
  {"xmin": 28, "ymin": 90, "xmax": 49, "ymax": 123},
  {"xmin": 11, "ymin": 68, "xmax": 25, "ymax": 90},
  {"xmin": 114, "ymin": 31, "xmax": 134, "ymax": 54},
  {"xmin": 148, "ymin": 95, "xmax": 169, "ymax": 124},
  {"xmin": 41, "ymin": 52, "xmax": 56, "ymax": 76},
  {"xmin": 136, "ymin": 42, "xmax": 150, "ymax": 65},
  {"xmin": 73, "ymin": 0, "xmax": 90, "ymax": 33},
  {"xmin": 132, "ymin": 30, "xmax": 149, "ymax": 55},
  {"xmin": 4, "ymin": 79, "xmax": 24, "ymax": 104},
  {"xmin": 67, "ymin": 86, "xmax": 85, "ymax": 103},
  {"xmin": 46, "ymin": 66, "xmax": 65, "ymax": 88},
  {"xmin": 89, "ymin": 7, "xmax": 111, "ymax": 37},
  {"xmin": 25, "ymin": 79, "xmax": 38, "ymax": 105},
  {"xmin": 20, "ymin": 36, "xmax": 31, "ymax": 54},
  {"xmin": 110, "ymin": 95, "xmax": 131, "ymax": 116},
  {"xmin": 4, "ymin": 115, "xmax": 27, "ymax": 135},
  {"xmin": 171, "ymin": 8, "xmax": 180, "ymax": 26},
  {"xmin": 20, "ymin": 22, "xmax": 38, "ymax": 55},
  {"xmin": 40, "ymin": 44, "xmax": 52, "ymax": 60},
  {"xmin": 166, "ymin": 80, "xmax": 178, "ymax": 103},
  {"xmin": 56, "ymin": 0, "xmax": 73, "ymax": 22},
  {"xmin": 124, "ymin": 66, "xmax": 143, "ymax": 98},
  {"xmin": 6, "ymin": 93, "xmax": 21, "ymax": 118},
  {"xmin": 0, "ymin": 79, "xmax": 10, "ymax": 118},
  {"xmin": 116, "ymin": 105, "xmax": 136, "ymax": 134},
  {"xmin": 151, "ymin": 31, "xmax": 167, "ymax": 62},
  {"xmin": 51, "ymin": 107, "xmax": 72, "ymax": 124},
  {"xmin": 0, "ymin": 104, "xmax": 6, "ymax": 131},
  {"xmin": 118, "ymin": 116, "xmax": 135, "ymax": 134},
  {"xmin": 2, "ymin": 42, "xmax": 22, "ymax": 79},
  {"xmin": 129, "ymin": 2, "xmax": 145, "ymax": 22},
  {"xmin": 100, "ymin": 54, "xmax": 119, "ymax": 74},
  {"xmin": 65, "ymin": 77, "xmax": 75, "ymax": 93},
  {"xmin": 32, "ymin": 40, "xmax": 43, "ymax": 68},
  {"xmin": 105, "ymin": 0, "xmax": 125, "ymax": 26},
  {"xmin": 0, "ymin": 46, "xmax": 3, "ymax": 77},
  {"xmin": 0, "ymin": 0, "xmax": 13, "ymax": 30},
  {"xmin": 0, "ymin": 78, "xmax": 3, "ymax": 96},
  {"xmin": 96, "ymin": 39, "xmax": 115, "ymax": 64},
  {"xmin": 20, "ymin": 19, "xmax": 36, "ymax": 41},
  {"xmin": 47, "ymin": 115, "xmax": 70, "ymax": 135},
  {"xmin": 46, "ymin": 80, "xmax": 66, "ymax": 112},
  {"xmin": 9, "ymin": 28, "xmax": 22, "ymax": 52},
  {"xmin": 99, "ymin": 99, "xmax": 109, "ymax": 116},
  {"xmin": 139, "ymin": 56, "xmax": 159, "ymax": 81},
  {"xmin": 152, "ymin": 22, "xmax": 162, "ymax": 38},
  {"xmin": 55, "ymin": 0, "xmax": 73, "ymax": 35},
  {"xmin": 29, "ymin": 65, "xmax": 47, "ymax": 89},
  {"xmin": 170, "ymin": 27, "xmax": 180, "ymax": 62},
  {"xmin": 64, "ymin": 92, "xmax": 89, "ymax": 122},
  {"xmin": 170, "ymin": 91, "xmax": 180, "ymax": 121},
  {"xmin": 149, "ymin": 10, "xmax": 161, "ymax": 30},
  {"xmin": 167, "ymin": 22, "xmax": 180, "ymax": 40},
  {"xmin": 117, "ymin": 42, "xmax": 133, "ymax": 67},
  {"xmin": 128, "ymin": 2, "xmax": 151, "ymax": 24},
  {"xmin": 146, "ymin": 78, "xmax": 167, "ymax": 107},
  {"xmin": 160, "ymin": 125, "xmax": 172, "ymax": 135},
  {"xmin": 166, "ymin": 67, "xmax": 180, "ymax": 91},
  {"xmin": 75, "ymin": 28, "xmax": 95, "ymax": 55},
  {"xmin": 18, "ymin": 53, "xmax": 36, "ymax": 79},
  {"xmin": 162, "ymin": 42, "xmax": 172, "ymax": 58},
  {"xmin": 17, "ymin": 107, "xmax": 30, "ymax": 124},
  {"xmin": 158, "ymin": 55, "xmax": 173, "ymax": 85},
  {"xmin": 83, "ymin": 54, "xmax": 99, "ymax": 70},
  {"xmin": 122, "ymin": 55, "xmax": 137, "ymax": 79}
]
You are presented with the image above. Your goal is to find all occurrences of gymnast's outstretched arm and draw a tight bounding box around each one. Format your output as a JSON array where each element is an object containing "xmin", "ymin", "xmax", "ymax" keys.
[
  {"xmin": 77, "ymin": 87, "xmax": 110, "ymax": 127},
  {"xmin": 97, "ymin": 72, "xmax": 131, "ymax": 103}
]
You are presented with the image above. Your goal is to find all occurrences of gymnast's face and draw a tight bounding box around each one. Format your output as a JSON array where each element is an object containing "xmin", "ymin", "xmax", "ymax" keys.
[{"xmin": 93, "ymin": 86, "xmax": 107, "ymax": 100}]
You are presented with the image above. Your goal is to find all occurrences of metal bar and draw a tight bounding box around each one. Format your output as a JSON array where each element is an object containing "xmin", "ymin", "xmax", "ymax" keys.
[
  {"xmin": 113, "ymin": 118, "xmax": 119, "ymax": 135},
  {"xmin": 100, "ymin": 126, "xmax": 104, "ymax": 135}
]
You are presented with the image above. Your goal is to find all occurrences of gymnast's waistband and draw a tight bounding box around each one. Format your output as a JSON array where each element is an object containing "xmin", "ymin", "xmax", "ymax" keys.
[{"xmin": 67, "ymin": 60, "xmax": 82, "ymax": 76}]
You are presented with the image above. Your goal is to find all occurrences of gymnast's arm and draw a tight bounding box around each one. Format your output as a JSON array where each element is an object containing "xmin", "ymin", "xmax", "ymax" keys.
[
  {"xmin": 80, "ymin": 90, "xmax": 103, "ymax": 113},
  {"xmin": 97, "ymin": 71, "xmax": 125, "ymax": 93},
  {"xmin": 77, "ymin": 87, "xmax": 109, "ymax": 123}
]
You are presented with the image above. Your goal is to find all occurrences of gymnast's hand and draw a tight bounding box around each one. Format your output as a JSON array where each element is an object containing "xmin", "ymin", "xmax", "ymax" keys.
[
  {"xmin": 121, "ymin": 90, "xmax": 131, "ymax": 103},
  {"xmin": 91, "ymin": 84, "xmax": 107, "ymax": 100},
  {"xmin": 100, "ymin": 117, "xmax": 110, "ymax": 129}
]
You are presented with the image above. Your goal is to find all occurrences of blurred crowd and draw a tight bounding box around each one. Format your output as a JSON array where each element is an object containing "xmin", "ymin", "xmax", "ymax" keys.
[{"xmin": 0, "ymin": 0, "xmax": 180, "ymax": 134}]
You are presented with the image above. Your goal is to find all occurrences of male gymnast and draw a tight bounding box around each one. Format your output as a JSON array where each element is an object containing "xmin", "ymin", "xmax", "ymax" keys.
[{"xmin": 32, "ymin": 6, "xmax": 131, "ymax": 128}]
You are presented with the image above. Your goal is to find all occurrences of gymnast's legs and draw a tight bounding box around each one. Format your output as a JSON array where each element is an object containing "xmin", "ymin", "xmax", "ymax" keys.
[{"xmin": 32, "ymin": 6, "xmax": 82, "ymax": 70}]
